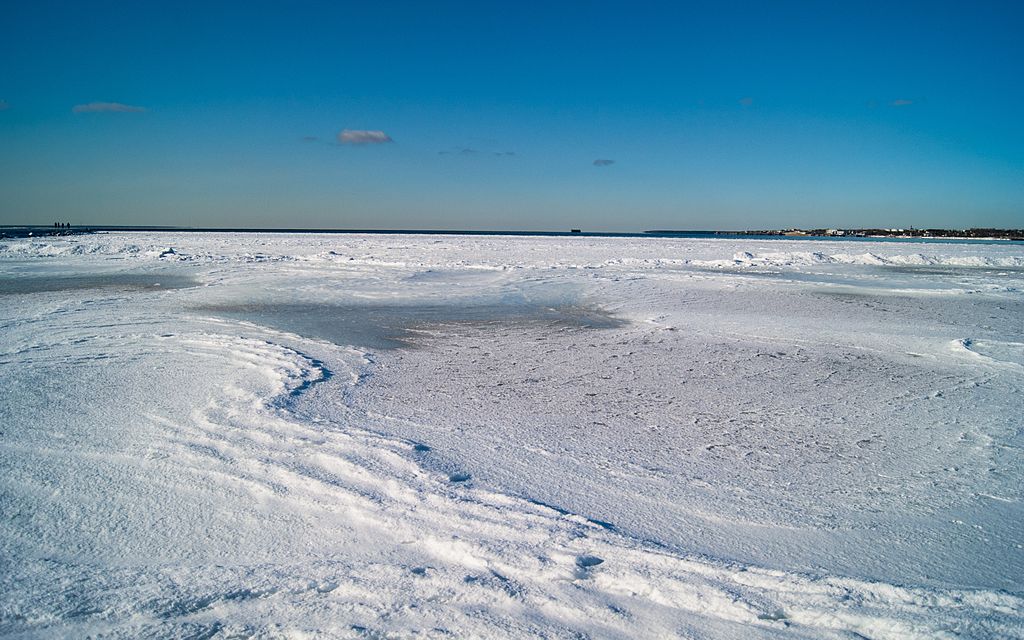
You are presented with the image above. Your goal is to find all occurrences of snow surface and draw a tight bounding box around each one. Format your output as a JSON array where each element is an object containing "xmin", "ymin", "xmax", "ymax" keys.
[{"xmin": 1, "ymin": 232, "xmax": 1022, "ymax": 639}]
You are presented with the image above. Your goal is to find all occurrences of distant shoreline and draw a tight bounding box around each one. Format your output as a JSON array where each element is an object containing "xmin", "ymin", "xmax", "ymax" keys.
[
  {"xmin": 2, "ymin": 224, "xmax": 1022, "ymax": 244},
  {"xmin": 649, "ymin": 227, "xmax": 1024, "ymax": 242}
]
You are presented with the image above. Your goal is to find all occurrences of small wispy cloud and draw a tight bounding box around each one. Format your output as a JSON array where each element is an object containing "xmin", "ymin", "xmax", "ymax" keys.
[
  {"xmin": 439, "ymin": 146, "xmax": 515, "ymax": 157},
  {"xmin": 738, "ymin": 97, "xmax": 754, "ymax": 107},
  {"xmin": 72, "ymin": 102, "xmax": 147, "ymax": 113},
  {"xmin": 890, "ymin": 99, "xmax": 914, "ymax": 107},
  {"xmin": 337, "ymin": 129, "xmax": 393, "ymax": 144},
  {"xmin": 301, "ymin": 135, "xmax": 319, "ymax": 143},
  {"xmin": 0, "ymin": 100, "xmax": 9, "ymax": 111},
  {"xmin": 593, "ymin": 159, "xmax": 615, "ymax": 167}
]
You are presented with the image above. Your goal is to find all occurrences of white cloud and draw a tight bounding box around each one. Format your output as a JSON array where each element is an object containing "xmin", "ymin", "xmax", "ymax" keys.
[
  {"xmin": 890, "ymin": 99, "xmax": 914, "ymax": 107},
  {"xmin": 593, "ymin": 159, "xmax": 615, "ymax": 167},
  {"xmin": 738, "ymin": 97, "xmax": 753, "ymax": 107},
  {"xmin": 337, "ymin": 129, "xmax": 393, "ymax": 144},
  {"xmin": 72, "ymin": 102, "xmax": 147, "ymax": 113}
]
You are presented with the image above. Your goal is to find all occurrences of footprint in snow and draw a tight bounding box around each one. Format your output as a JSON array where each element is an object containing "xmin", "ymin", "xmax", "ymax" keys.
[
  {"xmin": 574, "ymin": 555, "xmax": 605, "ymax": 579},
  {"xmin": 576, "ymin": 555, "xmax": 604, "ymax": 568}
]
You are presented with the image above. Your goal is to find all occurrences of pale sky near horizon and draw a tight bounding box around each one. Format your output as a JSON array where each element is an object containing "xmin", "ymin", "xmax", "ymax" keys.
[{"xmin": 1, "ymin": 1, "xmax": 1022, "ymax": 231}]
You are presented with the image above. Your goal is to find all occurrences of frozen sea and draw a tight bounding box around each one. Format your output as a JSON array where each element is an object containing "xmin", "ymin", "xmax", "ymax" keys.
[{"xmin": 1, "ymin": 232, "xmax": 1022, "ymax": 639}]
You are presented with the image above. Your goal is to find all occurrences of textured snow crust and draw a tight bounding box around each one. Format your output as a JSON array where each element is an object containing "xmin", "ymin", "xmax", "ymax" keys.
[{"xmin": 1, "ymin": 232, "xmax": 1022, "ymax": 639}]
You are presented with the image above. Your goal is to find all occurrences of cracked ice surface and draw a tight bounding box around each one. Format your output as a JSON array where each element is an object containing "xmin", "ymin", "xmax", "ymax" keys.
[{"xmin": 1, "ymin": 232, "xmax": 1022, "ymax": 638}]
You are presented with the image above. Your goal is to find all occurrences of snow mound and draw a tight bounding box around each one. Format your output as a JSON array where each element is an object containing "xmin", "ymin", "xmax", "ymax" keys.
[{"xmin": 692, "ymin": 250, "xmax": 1024, "ymax": 269}]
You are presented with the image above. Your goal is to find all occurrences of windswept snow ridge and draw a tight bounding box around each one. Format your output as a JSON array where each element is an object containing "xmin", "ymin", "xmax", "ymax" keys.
[
  {"xmin": 1, "ymin": 232, "xmax": 1022, "ymax": 638},
  {"xmin": 691, "ymin": 250, "xmax": 1024, "ymax": 269}
]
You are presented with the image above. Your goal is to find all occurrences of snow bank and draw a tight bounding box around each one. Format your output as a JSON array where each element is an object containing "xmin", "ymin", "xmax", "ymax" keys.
[
  {"xmin": 1, "ymin": 231, "xmax": 1021, "ymax": 638},
  {"xmin": 692, "ymin": 250, "xmax": 1024, "ymax": 269}
]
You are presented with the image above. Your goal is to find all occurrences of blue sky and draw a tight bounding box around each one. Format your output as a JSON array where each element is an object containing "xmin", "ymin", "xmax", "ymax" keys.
[{"xmin": 1, "ymin": 1, "xmax": 1022, "ymax": 230}]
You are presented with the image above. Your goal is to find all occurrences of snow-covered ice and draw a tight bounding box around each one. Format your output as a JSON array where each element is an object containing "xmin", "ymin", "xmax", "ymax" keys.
[{"xmin": 1, "ymin": 232, "xmax": 1022, "ymax": 638}]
